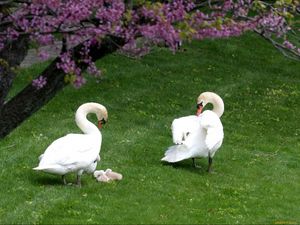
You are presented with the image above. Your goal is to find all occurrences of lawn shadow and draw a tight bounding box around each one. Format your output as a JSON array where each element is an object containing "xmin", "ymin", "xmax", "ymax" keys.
[
  {"xmin": 32, "ymin": 175, "xmax": 64, "ymax": 186},
  {"xmin": 161, "ymin": 159, "xmax": 210, "ymax": 175},
  {"xmin": 31, "ymin": 172, "xmax": 95, "ymax": 187}
]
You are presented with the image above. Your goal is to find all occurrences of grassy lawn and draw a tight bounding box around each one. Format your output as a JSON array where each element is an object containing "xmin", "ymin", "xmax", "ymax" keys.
[{"xmin": 0, "ymin": 32, "xmax": 299, "ymax": 224}]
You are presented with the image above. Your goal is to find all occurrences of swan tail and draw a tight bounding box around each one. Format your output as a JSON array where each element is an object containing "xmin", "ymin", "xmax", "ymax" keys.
[
  {"xmin": 161, "ymin": 144, "xmax": 191, "ymax": 163},
  {"xmin": 33, "ymin": 166, "xmax": 50, "ymax": 171},
  {"xmin": 33, "ymin": 166, "xmax": 44, "ymax": 170},
  {"xmin": 32, "ymin": 165, "xmax": 60, "ymax": 171}
]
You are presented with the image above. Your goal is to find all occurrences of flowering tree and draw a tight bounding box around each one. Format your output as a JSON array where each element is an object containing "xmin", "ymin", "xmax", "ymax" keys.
[{"xmin": 0, "ymin": 0, "xmax": 299, "ymax": 138}]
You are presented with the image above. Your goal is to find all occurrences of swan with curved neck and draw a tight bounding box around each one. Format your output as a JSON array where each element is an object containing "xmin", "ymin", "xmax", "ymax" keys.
[
  {"xmin": 33, "ymin": 102, "xmax": 108, "ymax": 186},
  {"xmin": 196, "ymin": 92, "xmax": 224, "ymax": 117},
  {"xmin": 75, "ymin": 102, "xmax": 108, "ymax": 134},
  {"xmin": 162, "ymin": 92, "xmax": 224, "ymax": 172}
]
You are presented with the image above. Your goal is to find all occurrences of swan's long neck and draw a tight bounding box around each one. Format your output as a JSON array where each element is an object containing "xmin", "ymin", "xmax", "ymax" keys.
[
  {"xmin": 210, "ymin": 94, "xmax": 224, "ymax": 118},
  {"xmin": 75, "ymin": 104, "xmax": 100, "ymax": 135}
]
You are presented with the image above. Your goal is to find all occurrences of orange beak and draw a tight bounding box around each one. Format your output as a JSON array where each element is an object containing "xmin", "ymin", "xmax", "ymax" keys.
[
  {"xmin": 98, "ymin": 119, "xmax": 106, "ymax": 129},
  {"xmin": 98, "ymin": 120, "xmax": 103, "ymax": 129},
  {"xmin": 196, "ymin": 103, "xmax": 203, "ymax": 116},
  {"xmin": 196, "ymin": 106, "xmax": 203, "ymax": 116}
]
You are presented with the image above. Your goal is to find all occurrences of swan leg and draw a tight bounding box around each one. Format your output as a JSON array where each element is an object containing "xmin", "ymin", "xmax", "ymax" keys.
[
  {"xmin": 76, "ymin": 175, "xmax": 82, "ymax": 187},
  {"xmin": 76, "ymin": 170, "xmax": 83, "ymax": 187},
  {"xmin": 207, "ymin": 154, "xmax": 213, "ymax": 173},
  {"xmin": 192, "ymin": 158, "xmax": 197, "ymax": 167},
  {"xmin": 62, "ymin": 175, "xmax": 67, "ymax": 185},
  {"xmin": 192, "ymin": 158, "xmax": 201, "ymax": 168}
]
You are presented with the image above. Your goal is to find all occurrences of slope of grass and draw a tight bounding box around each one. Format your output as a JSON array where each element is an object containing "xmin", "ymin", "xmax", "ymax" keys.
[{"xmin": 0, "ymin": 33, "xmax": 299, "ymax": 224}]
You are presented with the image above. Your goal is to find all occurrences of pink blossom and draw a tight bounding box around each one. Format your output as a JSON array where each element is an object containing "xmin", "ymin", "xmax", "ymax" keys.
[
  {"xmin": 7, "ymin": 28, "xmax": 20, "ymax": 40},
  {"xmin": 258, "ymin": 13, "xmax": 286, "ymax": 37},
  {"xmin": 37, "ymin": 50, "xmax": 50, "ymax": 61},
  {"xmin": 283, "ymin": 40, "xmax": 296, "ymax": 50},
  {"xmin": 56, "ymin": 52, "xmax": 81, "ymax": 76},
  {"xmin": 36, "ymin": 34, "xmax": 54, "ymax": 45},
  {"xmin": 32, "ymin": 76, "xmax": 47, "ymax": 89},
  {"xmin": 73, "ymin": 75, "xmax": 86, "ymax": 88},
  {"xmin": 223, "ymin": 0, "xmax": 233, "ymax": 12},
  {"xmin": 87, "ymin": 62, "xmax": 101, "ymax": 77}
]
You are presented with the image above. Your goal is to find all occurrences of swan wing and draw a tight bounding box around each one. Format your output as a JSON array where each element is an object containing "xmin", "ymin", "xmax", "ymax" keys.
[
  {"xmin": 199, "ymin": 111, "xmax": 224, "ymax": 152},
  {"xmin": 37, "ymin": 133, "xmax": 101, "ymax": 170},
  {"xmin": 162, "ymin": 144, "xmax": 193, "ymax": 162},
  {"xmin": 171, "ymin": 115, "xmax": 200, "ymax": 144},
  {"xmin": 162, "ymin": 127, "xmax": 205, "ymax": 162},
  {"xmin": 162, "ymin": 116, "xmax": 202, "ymax": 162}
]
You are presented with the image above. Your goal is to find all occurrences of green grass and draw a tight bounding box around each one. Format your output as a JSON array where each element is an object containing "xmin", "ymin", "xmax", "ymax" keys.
[{"xmin": 0, "ymin": 32, "xmax": 300, "ymax": 224}]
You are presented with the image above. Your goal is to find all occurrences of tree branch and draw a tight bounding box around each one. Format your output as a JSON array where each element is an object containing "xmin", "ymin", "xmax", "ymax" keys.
[
  {"xmin": 255, "ymin": 29, "xmax": 300, "ymax": 61},
  {"xmin": 0, "ymin": 35, "xmax": 126, "ymax": 138}
]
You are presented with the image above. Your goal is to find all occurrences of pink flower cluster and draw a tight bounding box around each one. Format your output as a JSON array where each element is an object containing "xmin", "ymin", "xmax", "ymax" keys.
[
  {"xmin": 1, "ymin": 0, "xmax": 299, "ymax": 89},
  {"xmin": 32, "ymin": 76, "xmax": 47, "ymax": 89},
  {"xmin": 73, "ymin": 75, "xmax": 86, "ymax": 88},
  {"xmin": 136, "ymin": 0, "xmax": 196, "ymax": 50},
  {"xmin": 283, "ymin": 40, "xmax": 300, "ymax": 54},
  {"xmin": 56, "ymin": 51, "xmax": 88, "ymax": 88},
  {"xmin": 258, "ymin": 13, "xmax": 287, "ymax": 37},
  {"xmin": 56, "ymin": 52, "xmax": 81, "ymax": 76}
]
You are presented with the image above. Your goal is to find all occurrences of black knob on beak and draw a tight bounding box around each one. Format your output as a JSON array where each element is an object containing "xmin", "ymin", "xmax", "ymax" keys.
[{"xmin": 197, "ymin": 102, "xmax": 203, "ymax": 109}]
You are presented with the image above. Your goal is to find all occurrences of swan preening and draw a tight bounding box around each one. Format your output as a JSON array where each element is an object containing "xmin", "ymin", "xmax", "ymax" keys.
[
  {"xmin": 161, "ymin": 92, "xmax": 224, "ymax": 172},
  {"xmin": 33, "ymin": 102, "xmax": 108, "ymax": 186}
]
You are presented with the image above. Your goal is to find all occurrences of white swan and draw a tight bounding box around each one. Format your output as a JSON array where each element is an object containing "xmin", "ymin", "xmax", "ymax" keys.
[
  {"xmin": 33, "ymin": 102, "xmax": 108, "ymax": 186},
  {"xmin": 161, "ymin": 92, "xmax": 224, "ymax": 172}
]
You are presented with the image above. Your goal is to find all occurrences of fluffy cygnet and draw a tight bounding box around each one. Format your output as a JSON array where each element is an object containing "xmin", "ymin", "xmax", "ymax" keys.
[{"xmin": 94, "ymin": 169, "xmax": 122, "ymax": 182}]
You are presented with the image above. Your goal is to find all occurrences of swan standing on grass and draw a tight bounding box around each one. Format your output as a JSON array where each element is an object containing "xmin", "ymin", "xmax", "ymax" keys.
[
  {"xmin": 33, "ymin": 102, "xmax": 108, "ymax": 186},
  {"xmin": 161, "ymin": 92, "xmax": 224, "ymax": 172}
]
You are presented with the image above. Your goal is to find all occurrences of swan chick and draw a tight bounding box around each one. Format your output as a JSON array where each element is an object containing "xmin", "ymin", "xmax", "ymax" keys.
[{"xmin": 94, "ymin": 169, "xmax": 123, "ymax": 182}]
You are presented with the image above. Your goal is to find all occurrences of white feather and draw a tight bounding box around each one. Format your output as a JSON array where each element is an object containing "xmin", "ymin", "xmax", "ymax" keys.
[{"xmin": 171, "ymin": 115, "xmax": 200, "ymax": 145}]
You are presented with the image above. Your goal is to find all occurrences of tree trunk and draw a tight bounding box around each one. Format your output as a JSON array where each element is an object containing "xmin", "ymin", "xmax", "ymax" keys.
[
  {"xmin": 0, "ymin": 36, "xmax": 29, "ymax": 108},
  {"xmin": 0, "ymin": 35, "xmax": 125, "ymax": 138}
]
